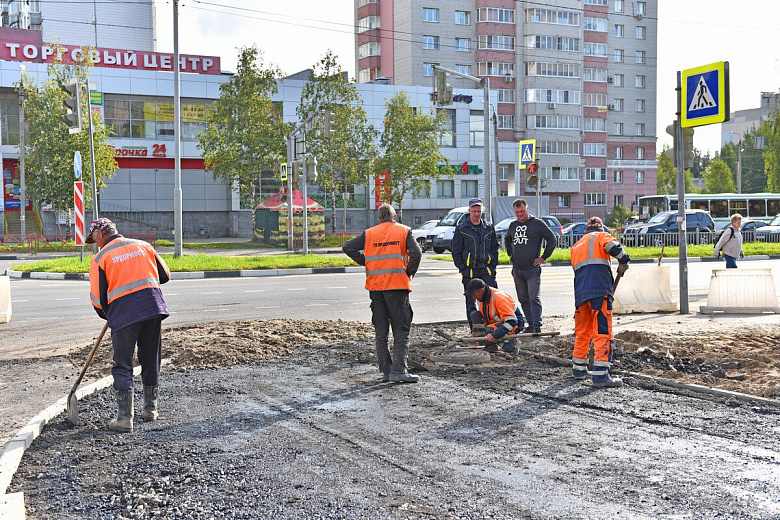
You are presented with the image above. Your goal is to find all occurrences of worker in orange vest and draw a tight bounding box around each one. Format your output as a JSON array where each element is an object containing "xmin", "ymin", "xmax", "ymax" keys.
[
  {"xmin": 570, "ymin": 216, "xmax": 630, "ymax": 388},
  {"xmin": 343, "ymin": 204, "xmax": 422, "ymax": 382},
  {"xmin": 465, "ymin": 278, "xmax": 525, "ymax": 354},
  {"xmin": 88, "ymin": 218, "xmax": 170, "ymax": 432}
]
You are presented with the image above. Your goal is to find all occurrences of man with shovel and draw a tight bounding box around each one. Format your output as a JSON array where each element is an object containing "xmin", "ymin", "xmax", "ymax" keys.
[
  {"xmin": 570, "ymin": 217, "xmax": 629, "ymax": 388},
  {"xmin": 87, "ymin": 218, "xmax": 170, "ymax": 432}
]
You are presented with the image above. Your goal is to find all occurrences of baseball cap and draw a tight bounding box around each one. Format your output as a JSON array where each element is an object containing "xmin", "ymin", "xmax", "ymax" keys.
[
  {"xmin": 468, "ymin": 198, "xmax": 483, "ymax": 207},
  {"xmin": 586, "ymin": 216, "xmax": 604, "ymax": 231},
  {"xmin": 464, "ymin": 278, "xmax": 487, "ymax": 296},
  {"xmin": 85, "ymin": 218, "xmax": 115, "ymax": 244}
]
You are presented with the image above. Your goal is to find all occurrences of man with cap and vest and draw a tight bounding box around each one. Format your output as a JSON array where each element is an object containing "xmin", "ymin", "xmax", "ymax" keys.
[
  {"xmin": 465, "ymin": 278, "xmax": 525, "ymax": 355},
  {"xmin": 87, "ymin": 218, "xmax": 170, "ymax": 431},
  {"xmin": 342, "ymin": 203, "xmax": 422, "ymax": 383},
  {"xmin": 570, "ymin": 216, "xmax": 630, "ymax": 388},
  {"xmin": 451, "ymin": 198, "xmax": 499, "ymax": 328}
]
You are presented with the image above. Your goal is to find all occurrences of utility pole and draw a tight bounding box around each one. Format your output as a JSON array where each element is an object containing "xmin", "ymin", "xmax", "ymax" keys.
[
  {"xmin": 736, "ymin": 139, "xmax": 743, "ymax": 194},
  {"xmin": 172, "ymin": 0, "xmax": 183, "ymax": 257},
  {"xmin": 675, "ymin": 71, "xmax": 689, "ymax": 314},
  {"xmin": 85, "ymin": 79, "xmax": 98, "ymax": 224},
  {"xmin": 18, "ymin": 65, "xmax": 25, "ymax": 237},
  {"xmin": 492, "ymin": 110, "xmax": 500, "ymax": 208}
]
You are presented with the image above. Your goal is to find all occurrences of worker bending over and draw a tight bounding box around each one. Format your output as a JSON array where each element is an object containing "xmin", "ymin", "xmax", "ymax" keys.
[
  {"xmin": 465, "ymin": 278, "xmax": 525, "ymax": 355},
  {"xmin": 570, "ymin": 216, "xmax": 630, "ymax": 388}
]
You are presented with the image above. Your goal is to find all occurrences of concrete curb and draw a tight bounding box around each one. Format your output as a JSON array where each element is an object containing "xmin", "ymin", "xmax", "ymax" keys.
[{"xmin": 0, "ymin": 366, "xmax": 141, "ymax": 519}]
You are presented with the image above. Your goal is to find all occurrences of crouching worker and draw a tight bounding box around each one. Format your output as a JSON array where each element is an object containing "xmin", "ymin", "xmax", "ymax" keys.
[
  {"xmin": 465, "ymin": 278, "xmax": 525, "ymax": 355},
  {"xmin": 570, "ymin": 216, "xmax": 630, "ymax": 388}
]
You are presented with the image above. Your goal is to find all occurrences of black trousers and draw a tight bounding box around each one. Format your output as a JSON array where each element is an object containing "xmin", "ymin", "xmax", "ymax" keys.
[
  {"xmin": 111, "ymin": 316, "xmax": 163, "ymax": 391},
  {"xmin": 369, "ymin": 290, "xmax": 413, "ymax": 374}
]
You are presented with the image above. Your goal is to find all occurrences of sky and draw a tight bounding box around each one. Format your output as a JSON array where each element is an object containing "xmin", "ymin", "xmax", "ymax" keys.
[{"xmin": 155, "ymin": 0, "xmax": 780, "ymax": 156}]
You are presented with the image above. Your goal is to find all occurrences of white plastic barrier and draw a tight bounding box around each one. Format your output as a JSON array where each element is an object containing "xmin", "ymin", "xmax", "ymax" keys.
[
  {"xmin": 613, "ymin": 265, "xmax": 678, "ymax": 314},
  {"xmin": 700, "ymin": 268, "xmax": 780, "ymax": 314},
  {"xmin": 0, "ymin": 276, "xmax": 11, "ymax": 324}
]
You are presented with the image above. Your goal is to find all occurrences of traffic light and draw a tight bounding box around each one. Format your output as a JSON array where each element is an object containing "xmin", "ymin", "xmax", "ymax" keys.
[
  {"xmin": 321, "ymin": 110, "xmax": 336, "ymax": 138},
  {"xmin": 664, "ymin": 123, "xmax": 695, "ymax": 169},
  {"xmin": 305, "ymin": 156, "xmax": 318, "ymax": 183},
  {"xmin": 279, "ymin": 187, "xmax": 287, "ymax": 202},
  {"xmin": 527, "ymin": 161, "xmax": 540, "ymax": 175},
  {"xmin": 60, "ymin": 80, "xmax": 82, "ymax": 134},
  {"xmin": 436, "ymin": 69, "xmax": 452, "ymax": 106},
  {"xmin": 664, "ymin": 123, "xmax": 677, "ymax": 166}
]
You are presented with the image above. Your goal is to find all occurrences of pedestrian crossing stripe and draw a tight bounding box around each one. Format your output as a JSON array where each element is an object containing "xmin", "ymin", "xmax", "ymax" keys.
[{"xmin": 681, "ymin": 61, "xmax": 729, "ymax": 128}]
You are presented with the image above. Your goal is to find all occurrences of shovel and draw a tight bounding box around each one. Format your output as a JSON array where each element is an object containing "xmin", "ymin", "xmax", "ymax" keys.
[{"xmin": 67, "ymin": 322, "xmax": 110, "ymax": 426}]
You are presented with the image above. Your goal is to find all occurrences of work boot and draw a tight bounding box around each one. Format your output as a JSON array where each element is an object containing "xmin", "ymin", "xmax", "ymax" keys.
[
  {"xmin": 389, "ymin": 371, "xmax": 419, "ymax": 383},
  {"xmin": 390, "ymin": 344, "xmax": 418, "ymax": 383},
  {"xmin": 108, "ymin": 389, "xmax": 134, "ymax": 433},
  {"xmin": 501, "ymin": 339, "xmax": 517, "ymax": 355},
  {"xmin": 381, "ymin": 371, "xmax": 391, "ymax": 383},
  {"xmin": 376, "ymin": 344, "xmax": 392, "ymax": 382},
  {"xmin": 142, "ymin": 385, "xmax": 159, "ymax": 422},
  {"xmin": 572, "ymin": 369, "xmax": 589, "ymax": 380},
  {"xmin": 593, "ymin": 376, "xmax": 623, "ymax": 388}
]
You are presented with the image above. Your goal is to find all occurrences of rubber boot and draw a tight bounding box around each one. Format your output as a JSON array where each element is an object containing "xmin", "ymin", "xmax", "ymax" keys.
[
  {"xmin": 389, "ymin": 344, "xmax": 418, "ymax": 383},
  {"xmin": 108, "ymin": 389, "xmax": 134, "ymax": 432},
  {"xmin": 142, "ymin": 385, "xmax": 159, "ymax": 422}
]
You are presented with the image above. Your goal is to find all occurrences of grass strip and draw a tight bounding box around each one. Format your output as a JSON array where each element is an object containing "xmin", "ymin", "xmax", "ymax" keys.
[
  {"xmin": 155, "ymin": 240, "xmax": 279, "ymax": 250},
  {"xmin": 10, "ymin": 253, "xmax": 357, "ymax": 273}
]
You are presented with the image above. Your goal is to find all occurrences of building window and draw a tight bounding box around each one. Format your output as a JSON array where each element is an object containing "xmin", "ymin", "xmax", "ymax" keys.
[
  {"xmin": 423, "ymin": 7, "xmax": 439, "ymax": 22},
  {"xmin": 527, "ymin": 115, "xmax": 580, "ymax": 130},
  {"xmin": 583, "ymin": 67, "xmax": 607, "ymax": 82},
  {"xmin": 614, "ymin": 122, "xmax": 623, "ymax": 135},
  {"xmin": 614, "ymin": 195, "xmax": 624, "ymax": 207},
  {"xmin": 478, "ymin": 35, "xmax": 515, "ymax": 51},
  {"xmin": 422, "ymin": 35, "xmax": 439, "ymax": 50},
  {"xmin": 525, "ymin": 89, "xmax": 580, "ymax": 104},
  {"xmin": 437, "ymin": 179, "xmax": 454, "ymax": 198},
  {"xmin": 583, "ymin": 93, "xmax": 607, "ymax": 107},
  {"xmin": 584, "ymin": 143, "xmax": 607, "ymax": 156},
  {"xmin": 358, "ymin": 41, "xmax": 381, "ymax": 58},
  {"xmin": 636, "ymin": 171, "xmax": 645, "ymax": 184},
  {"xmin": 636, "ymin": 1, "xmax": 646, "ymax": 15},
  {"xmin": 497, "ymin": 115, "xmax": 514, "ymax": 130},
  {"xmin": 636, "ymin": 75, "xmax": 646, "ymax": 88},
  {"xmin": 437, "ymin": 109, "xmax": 455, "ymax": 147},
  {"xmin": 358, "ymin": 15, "xmax": 380, "ymax": 33},
  {"xmin": 558, "ymin": 195, "xmax": 571, "ymax": 208},
  {"xmin": 584, "ymin": 193, "xmax": 607, "ymax": 206},
  {"xmin": 635, "ymin": 123, "xmax": 645, "ymax": 136},
  {"xmin": 614, "ymin": 74, "xmax": 624, "ymax": 87},
  {"xmin": 615, "ymin": 146, "xmax": 623, "ymax": 159},
  {"xmin": 498, "ymin": 89, "xmax": 515, "ymax": 103},
  {"xmin": 584, "ymin": 17, "xmax": 607, "ymax": 32},
  {"xmin": 499, "ymin": 165, "xmax": 511, "ymax": 181},
  {"xmin": 584, "ymin": 42, "xmax": 608, "ymax": 57},
  {"xmin": 470, "ymin": 111, "xmax": 484, "ymax": 146},
  {"xmin": 104, "ymin": 95, "xmax": 215, "ymax": 141},
  {"xmin": 455, "ymin": 38, "xmax": 471, "ymax": 52},
  {"xmin": 478, "ymin": 62, "xmax": 514, "ymax": 77},
  {"xmin": 413, "ymin": 184, "xmax": 431, "ymax": 199},
  {"xmin": 584, "ymin": 118, "xmax": 607, "ymax": 132},
  {"xmin": 636, "ymin": 51, "xmax": 646, "ymax": 64},
  {"xmin": 455, "ymin": 10, "xmax": 471, "ymax": 25},
  {"xmin": 423, "ymin": 63, "xmax": 437, "ymax": 76},
  {"xmin": 527, "ymin": 35, "xmax": 580, "ymax": 52},
  {"xmin": 636, "ymin": 147, "xmax": 644, "ymax": 159},
  {"xmin": 526, "ymin": 61, "xmax": 579, "ymax": 78},
  {"xmin": 526, "ymin": 8, "xmax": 579, "ymax": 25},
  {"xmin": 614, "ymin": 98, "xmax": 624, "ymax": 111},
  {"xmin": 455, "ymin": 64, "xmax": 471, "ymax": 75},
  {"xmin": 537, "ymin": 141, "xmax": 580, "ymax": 155},
  {"xmin": 637, "ymin": 26, "xmax": 646, "ymax": 39},
  {"xmin": 614, "ymin": 171, "xmax": 623, "ymax": 183},
  {"xmin": 545, "ymin": 166, "xmax": 579, "ymax": 179},
  {"xmin": 636, "ymin": 99, "xmax": 646, "ymax": 112},
  {"xmin": 585, "ymin": 168, "xmax": 607, "ymax": 181},
  {"xmin": 614, "ymin": 49, "xmax": 624, "ymax": 62},
  {"xmin": 584, "ymin": 0, "xmax": 607, "ymax": 5},
  {"xmin": 358, "ymin": 0, "xmax": 379, "ymax": 5},
  {"xmin": 461, "ymin": 180, "xmax": 478, "ymax": 198},
  {"xmin": 358, "ymin": 67, "xmax": 379, "ymax": 83},
  {"xmin": 615, "ymin": 0, "xmax": 624, "ymax": 12},
  {"xmin": 477, "ymin": 7, "xmax": 515, "ymax": 23},
  {"xmin": 614, "ymin": 24, "xmax": 624, "ymax": 37}
]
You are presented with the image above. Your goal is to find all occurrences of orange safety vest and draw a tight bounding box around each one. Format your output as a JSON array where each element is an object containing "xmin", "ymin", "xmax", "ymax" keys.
[
  {"xmin": 89, "ymin": 238, "xmax": 170, "ymax": 310},
  {"xmin": 570, "ymin": 232, "xmax": 615, "ymax": 272},
  {"xmin": 364, "ymin": 222, "xmax": 411, "ymax": 291},
  {"xmin": 478, "ymin": 288, "xmax": 519, "ymax": 327}
]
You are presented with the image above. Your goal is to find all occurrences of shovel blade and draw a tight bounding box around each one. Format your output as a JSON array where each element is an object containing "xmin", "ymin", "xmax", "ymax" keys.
[{"xmin": 67, "ymin": 393, "xmax": 80, "ymax": 426}]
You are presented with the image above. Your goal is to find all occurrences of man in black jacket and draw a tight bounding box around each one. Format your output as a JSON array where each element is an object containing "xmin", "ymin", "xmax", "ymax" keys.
[
  {"xmin": 451, "ymin": 198, "xmax": 499, "ymax": 327},
  {"xmin": 505, "ymin": 199, "xmax": 556, "ymax": 334}
]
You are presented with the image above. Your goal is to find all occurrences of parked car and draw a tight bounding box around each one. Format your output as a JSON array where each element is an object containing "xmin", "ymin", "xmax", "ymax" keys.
[
  {"xmin": 562, "ymin": 222, "xmax": 612, "ymax": 239},
  {"xmin": 495, "ymin": 215, "xmax": 563, "ymax": 249},
  {"xmin": 714, "ymin": 218, "xmax": 767, "ymax": 243},
  {"xmin": 426, "ymin": 207, "xmax": 469, "ymax": 254},
  {"xmin": 412, "ymin": 220, "xmax": 439, "ymax": 252},
  {"xmin": 755, "ymin": 214, "xmax": 780, "ymax": 242},
  {"xmin": 540, "ymin": 216, "xmax": 564, "ymax": 236},
  {"xmin": 622, "ymin": 209, "xmax": 715, "ymax": 246}
]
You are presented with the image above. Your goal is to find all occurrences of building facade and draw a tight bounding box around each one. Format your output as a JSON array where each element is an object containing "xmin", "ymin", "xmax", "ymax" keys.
[{"xmin": 356, "ymin": 0, "xmax": 659, "ymax": 218}]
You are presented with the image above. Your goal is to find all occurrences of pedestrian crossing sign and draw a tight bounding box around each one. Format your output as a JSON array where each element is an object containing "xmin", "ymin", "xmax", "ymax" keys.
[
  {"xmin": 518, "ymin": 139, "xmax": 536, "ymax": 169},
  {"xmin": 681, "ymin": 61, "xmax": 729, "ymax": 128},
  {"xmin": 280, "ymin": 162, "xmax": 288, "ymax": 182}
]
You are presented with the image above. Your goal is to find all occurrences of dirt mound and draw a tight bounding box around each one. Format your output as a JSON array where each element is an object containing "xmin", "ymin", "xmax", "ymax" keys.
[{"xmin": 68, "ymin": 320, "xmax": 780, "ymax": 399}]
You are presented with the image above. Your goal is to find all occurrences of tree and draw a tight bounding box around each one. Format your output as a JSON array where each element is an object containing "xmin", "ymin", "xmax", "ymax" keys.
[
  {"xmin": 606, "ymin": 204, "xmax": 633, "ymax": 229},
  {"xmin": 718, "ymin": 128, "xmax": 767, "ymax": 193},
  {"xmin": 690, "ymin": 147, "xmax": 711, "ymax": 179},
  {"xmin": 376, "ymin": 91, "xmax": 451, "ymax": 223},
  {"xmin": 297, "ymin": 51, "xmax": 378, "ymax": 232},
  {"xmin": 656, "ymin": 145, "xmax": 696, "ymax": 195},
  {"xmin": 703, "ymin": 157, "xmax": 737, "ymax": 193},
  {"xmin": 22, "ymin": 46, "xmax": 118, "ymax": 217},
  {"xmin": 759, "ymin": 106, "xmax": 780, "ymax": 192},
  {"xmin": 198, "ymin": 46, "xmax": 289, "ymax": 218}
]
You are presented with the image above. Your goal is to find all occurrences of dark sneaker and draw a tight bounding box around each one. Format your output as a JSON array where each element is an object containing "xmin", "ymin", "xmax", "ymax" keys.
[
  {"xmin": 593, "ymin": 376, "xmax": 623, "ymax": 388},
  {"xmin": 389, "ymin": 371, "xmax": 419, "ymax": 383}
]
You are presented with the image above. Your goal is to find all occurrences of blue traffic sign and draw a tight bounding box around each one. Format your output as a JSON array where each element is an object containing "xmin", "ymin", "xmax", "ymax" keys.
[
  {"xmin": 73, "ymin": 151, "xmax": 82, "ymax": 179},
  {"xmin": 682, "ymin": 61, "xmax": 729, "ymax": 128},
  {"xmin": 518, "ymin": 139, "xmax": 536, "ymax": 170}
]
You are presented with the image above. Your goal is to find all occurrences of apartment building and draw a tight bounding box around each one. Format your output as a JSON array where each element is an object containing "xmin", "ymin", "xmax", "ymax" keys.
[{"xmin": 355, "ymin": 0, "xmax": 658, "ymax": 219}]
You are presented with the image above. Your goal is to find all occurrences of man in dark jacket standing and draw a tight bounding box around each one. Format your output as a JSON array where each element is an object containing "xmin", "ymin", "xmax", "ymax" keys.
[
  {"xmin": 505, "ymin": 199, "xmax": 556, "ymax": 334},
  {"xmin": 451, "ymin": 198, "xmax": 499, "ymax": 327}
]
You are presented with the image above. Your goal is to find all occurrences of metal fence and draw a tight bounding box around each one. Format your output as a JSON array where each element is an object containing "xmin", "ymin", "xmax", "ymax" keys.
[{"xmin": 553, "ymin": 230, "xmax": 780, "ymax": 249}]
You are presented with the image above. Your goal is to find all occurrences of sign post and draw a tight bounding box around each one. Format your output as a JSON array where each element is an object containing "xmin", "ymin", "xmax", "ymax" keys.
[
  {"xmin": 73, "ymin": 151, "xmax": 84, "ymax": 260},
  {"xmin": 518, "ymin": 139, "xmax": 535, "ymax": 198}
]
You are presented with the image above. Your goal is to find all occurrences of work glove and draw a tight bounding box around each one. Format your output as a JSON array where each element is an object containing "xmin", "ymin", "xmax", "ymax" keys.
[{"xmin": 617, "ymin": 263, "xmax": 629, "ymax": 276}]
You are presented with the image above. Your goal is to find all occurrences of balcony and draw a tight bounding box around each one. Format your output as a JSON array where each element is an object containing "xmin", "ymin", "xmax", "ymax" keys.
[{"xmin": 524, "ymin": 179, "xmax": 580, "ymax": 193}]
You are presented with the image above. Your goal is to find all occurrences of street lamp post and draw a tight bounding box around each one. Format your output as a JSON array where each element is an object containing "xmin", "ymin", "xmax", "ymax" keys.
[{"xmin": 18, "ymin": 64, "xmax": 25, "ymax": 237}]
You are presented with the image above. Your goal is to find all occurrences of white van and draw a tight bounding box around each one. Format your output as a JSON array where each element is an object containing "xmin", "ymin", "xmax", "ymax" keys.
[{"xmin": 425, "ymin": 206, "xmax": 470, "ymax": 253}]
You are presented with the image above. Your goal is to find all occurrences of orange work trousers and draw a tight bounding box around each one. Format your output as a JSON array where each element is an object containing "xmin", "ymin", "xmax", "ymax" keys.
[{"xmin": 573, "ymin": 295, "xmax": 614, "ymax": 368}]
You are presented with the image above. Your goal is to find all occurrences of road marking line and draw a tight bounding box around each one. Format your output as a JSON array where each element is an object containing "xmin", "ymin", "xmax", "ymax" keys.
[
  {"xmin": 11, "ymin": 299, "xmax": 28, "ymax": 303},
  {"xmin": 54, "ymin": 298, "xmax": 80, "ymax": 301},
  {"xmin": 203, "ymin": 308, "xmax": 230, "ymax": 312},
  {"xmin": 256, "ymin": 306, "xmax": 280, "ymax": 309},
  {"xmin": 40, "ymin": 284, "xmax": 66, "ymax": 287},
  {"xmin": 305, "ymin": 303, "xmax": 329, "ymax": 307},
  {"xmin": 441, "ymin": 297, "xmax": 462, "ymax": 300},
  {"xmin": 244, "ymin": 290, "xmax": 266, "ymax": 293},
  {"xmin": 351, "ymin": 302, "xmax": 366, "ymax": 305},
  {"xmin": 165, "ymin": 293, "xmax": 179, "ymax": 296},
  {"xmin": 327, "ymin": 286, "xmax": 346, "ymax": 289},
  {"xmin": 202, "ymin": 291, "xmax": 223, "ymax": 295},
  {"xmin": 286, "ymin": 288, "xmax": 306, "ymax": 291}
]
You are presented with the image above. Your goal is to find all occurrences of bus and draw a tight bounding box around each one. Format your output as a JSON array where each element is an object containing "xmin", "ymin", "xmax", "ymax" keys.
[{"xmin": 637, "ymin": 193, "xmax": 780, "ymax": 230}]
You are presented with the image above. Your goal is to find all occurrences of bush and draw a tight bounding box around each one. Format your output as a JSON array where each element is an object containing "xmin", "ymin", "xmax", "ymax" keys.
[{"xmin": 606, "ymin": 204, "xmax": 635, "ymax": 229}]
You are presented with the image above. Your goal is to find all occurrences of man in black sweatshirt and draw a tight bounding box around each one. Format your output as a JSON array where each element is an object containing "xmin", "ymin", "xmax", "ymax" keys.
[{"xmin": 504, "ymin": 199, "xmax": 556, "ymax": 334}]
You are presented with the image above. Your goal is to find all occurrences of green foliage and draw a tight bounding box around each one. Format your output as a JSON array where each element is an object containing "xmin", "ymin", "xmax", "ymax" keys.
[
  {"xmin": 198, "ymin": 46, "xmax": 289, "ymax": 210},
  {"xmin": 656, "ymin": 146, "xmax": 696, "ymax": 195},
  {"xmin": 703, "ymin": 157, "xmax": 737, "ymax": 193},
  {"xmin": 763, "ymin": 105, "xmax": 780, "ymax": 192},
  {"xmin": 21, "ymin": 46, "xmax": 118, "ymax": 213},
  {"xmin": 297, "ymin": 51, "xmax": 378, "ymax": 231},
  {"xmin": 690, "ymin": 147, "xmax": 712, "ymax": 179},
  {"xmin": 376, "ymin": 91, "xmax": 451, "ymax": 222},
  {"xmin": 606, "ymin": 204, "xmax": 634, "ymax": 228},
  {"xmin": 718, "ymin": 128, "xmax": 767, "ymax": 193}
]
